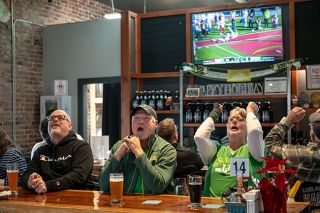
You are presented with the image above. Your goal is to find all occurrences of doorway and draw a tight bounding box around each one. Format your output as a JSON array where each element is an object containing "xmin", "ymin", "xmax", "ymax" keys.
[{"xmin": 78, "ymin": 77, "xmax": 120, "ymax": 149}]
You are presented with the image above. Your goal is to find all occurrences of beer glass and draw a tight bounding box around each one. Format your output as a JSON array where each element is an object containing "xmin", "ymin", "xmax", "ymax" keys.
[
  {"xmin": 109, "ymin": 173, "xmax": 124, "ymax": 205},
  {"xmin": 6, "ymin": 163, "xmax": 19, "ymax": 195},
  {"xmin": 188, "ymin": 175, "xmax": 202, "ymax": 209}
]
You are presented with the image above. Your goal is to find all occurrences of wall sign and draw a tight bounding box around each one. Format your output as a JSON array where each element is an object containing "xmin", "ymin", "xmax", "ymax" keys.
[
  {"xmin": 264, "ymin": 77, "xmax": 287, "ymax": 95},
  {"xmin": 306, "ymin": 65, "xmax": 320, "ymax": 90},
  {"xmin": 54, "ymin": 80, "xmax": 68, "ymax": 96}
]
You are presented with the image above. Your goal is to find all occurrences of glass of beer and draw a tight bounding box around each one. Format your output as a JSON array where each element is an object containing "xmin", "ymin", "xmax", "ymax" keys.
[
  {"xmin": 109, "ymin": 173, "xmax": 124, "ymax": 206},
  {"xmin": 6, "ymin": 163, "xmax": 19, "ymax": 195},
  {"xmin": 188, "ymin": 175, "xmax": 202, "ymax": 209}
]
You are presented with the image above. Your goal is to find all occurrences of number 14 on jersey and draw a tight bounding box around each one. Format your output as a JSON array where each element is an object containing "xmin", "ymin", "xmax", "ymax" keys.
[{"xmin": 230, "ymin": 158, "xmax": 249, "ymax": 177}]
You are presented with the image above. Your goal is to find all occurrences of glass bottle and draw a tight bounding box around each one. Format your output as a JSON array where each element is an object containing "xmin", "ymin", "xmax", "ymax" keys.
[
  {"xmin": 202, "ymin": 102, "xmax": 210, "ymax": 122},
  {"xmin": 148, "ymin": 90, "xmax": 156, "ymax": 109},
  {"xmin": 221, "ymin": 102, "xmax": 230, "ymax": 123},
  {"xmin": 172, "ymin": 91, "xmax": 180, "ymax": 110},
  {"xmin": 165, "ymin": 91, "xmax": 172, "ymax": 110},
  {"xmin": 185, "ymin": 102, "xmax": 194, "ymax": 123},
  {"xmin": 193, "ymin": 102, "xmax": 202, "ymax": 123},
  {"xmin": 140, "ymin": 91, "xmax": 148, "ymax": 105},
  {"xmin": 261, "ymin": 101, "xmax": 272, "ymax": 123},
  {"xmin": 156, "ymin": 90, "xmax": 164, "ymax": 110},
  {"xmin": 131, "ymin": 90, "xmax": 140, "ymax": 109}
]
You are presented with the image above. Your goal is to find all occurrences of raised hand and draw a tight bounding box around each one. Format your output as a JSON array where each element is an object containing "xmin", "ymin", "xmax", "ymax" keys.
[
  {"xmin": 123, "ymin": 135, "xmax": 144, "ymax": 158},
  {"xmin": 287, "ymin": 107, "xmax": 306, "ymax": 124},
  {"xmin": 114, "ymin": 137, "xmax": 131, "ymax": 161}
]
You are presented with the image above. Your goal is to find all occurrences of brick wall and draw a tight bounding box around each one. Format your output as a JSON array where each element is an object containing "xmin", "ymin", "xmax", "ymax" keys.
[{"xmin": 0, "ymin": 0, "xmax": 112, "ymax": 157}]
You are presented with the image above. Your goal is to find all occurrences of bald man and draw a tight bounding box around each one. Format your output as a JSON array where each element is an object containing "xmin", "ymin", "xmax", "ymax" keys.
[{"xmin": 22, "ymin": 110, "xmax": 93, "ymax": 193}]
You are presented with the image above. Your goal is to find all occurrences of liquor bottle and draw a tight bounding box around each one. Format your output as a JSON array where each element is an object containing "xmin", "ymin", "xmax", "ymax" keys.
[
  {"xmin": 131, "ymin": 91, "xmax": 140, "ymax": 109},
  {"xmin": 193, "ymin": 102, "xmax": 202, "ymax": 123},
  {"xmin": 255, "ymin": 101, "xmax": 262, "ymax": 121},
  {"xmin": 165, "ymin": 91, "xmax": 172, "ymax": 110},
  {"xmin": 221, "ymin": 102, "xmax": 231, "ymax": 123},
  {"xmin": 172, "ymin": 91, "xmax": 180, "ymax": 110},
  {"xmin": 148, "ymin": 90, "xmax": 156, "ymax": 109},
  {"xmin": 140, "ymin": 91, "xmax": 148, "ymax": 105},
  {"xmin": 261, "ymin": 101, "xmax": 273, "ymax": 123},
  {"xmin": 156, "ymin": 90, "xmax": 164, "ymax": 110},
  {"xmin": 185, "ymin": 102, "xmax": 194, "ymax": 123},
  {"xmin": 236, "ymin": 176, "xmax": 245, "ymax": 199},
  {"xmin": 202, "ymin": 102, "xmax": 210, "ymax": 122}
]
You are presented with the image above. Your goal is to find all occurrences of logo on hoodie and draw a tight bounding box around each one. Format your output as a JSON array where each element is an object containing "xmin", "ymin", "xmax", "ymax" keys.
[{"xmin": 40, "ymin": 154, "xmax": 72, "ymax": 162}]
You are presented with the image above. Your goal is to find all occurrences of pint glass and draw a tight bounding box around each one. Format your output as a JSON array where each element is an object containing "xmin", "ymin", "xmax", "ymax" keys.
[
  {"xmin": 6, "ymin": 163, "xmax": 19, "ymax": 195},
  {"xmin": 109, "ymin": 173, "xmax": 124, "ymax": 205},
  {"xmin": 188, "ymin": 175, "xmax": 202, "ymax": 209}
]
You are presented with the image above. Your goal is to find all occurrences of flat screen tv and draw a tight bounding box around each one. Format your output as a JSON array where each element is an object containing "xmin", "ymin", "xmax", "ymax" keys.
[{"xmin": 192, "ymin": 6, "xmax": 283, "ymax": 66}]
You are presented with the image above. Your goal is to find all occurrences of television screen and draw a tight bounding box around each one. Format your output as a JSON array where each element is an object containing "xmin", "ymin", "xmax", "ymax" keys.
[{"xmin": 192, "ymin": 6, "xmax": 283, "ymax": 65}]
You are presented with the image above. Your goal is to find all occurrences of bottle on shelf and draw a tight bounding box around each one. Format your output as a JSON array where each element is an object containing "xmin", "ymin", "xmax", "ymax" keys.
[
  {"xmin": 261, "ymin": 101, "xmax": 273, "ymax": 123},
  {"xmin": 202, "ymin": 102, "xmax": 210, "ymax": 122},
  {"xmin": 132, "ymin": 90, "xmax": 140, "ymax": 109},
  {"xmin": 148, "ymin": 90, "xmax": 156, "ymax": 109},
  {"xmin": 156, "ymin": 90, "xmax": 165, "ymax": 110},
  {"xmin": 185, "ymin": 102, "xmax": 194, "ymax": 123},
  {"xmin": 172, "ymin": 91, "xmax": 180, "ymax": 110},
  {"xmin": 165, "ymin": 91, "xmax": 172, "ymax": 110},
  {"xmin": 140, "ymin": 91, "xmax": 149, "ymax": 105},
  {"xmin": 193, "ymin": 102, "xmax": 202, "ymax": 123},
  {"xmin": 221, "ymin": 102, "xmax": 231, "ymax": 123}
]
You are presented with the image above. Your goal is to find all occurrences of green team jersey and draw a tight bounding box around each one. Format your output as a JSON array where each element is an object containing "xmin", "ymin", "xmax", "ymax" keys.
[{"xmin": 203, "ymin": 144, "xmax": 265, "ymax": 197}]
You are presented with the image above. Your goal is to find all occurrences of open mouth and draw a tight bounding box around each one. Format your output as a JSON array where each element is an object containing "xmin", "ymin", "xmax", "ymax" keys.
[
  {"xmin": 137, "ymin": 127, "xmax": 144, "ymax": 132},
  {"xmin": 231, "ymin": 126, "xmax": 239, "ymax": 131}
]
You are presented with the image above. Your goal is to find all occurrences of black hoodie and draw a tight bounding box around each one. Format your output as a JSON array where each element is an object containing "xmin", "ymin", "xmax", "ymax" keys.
[{"xmin": 22, "ymin": 131, "xmax": 93, "ymax": 192}]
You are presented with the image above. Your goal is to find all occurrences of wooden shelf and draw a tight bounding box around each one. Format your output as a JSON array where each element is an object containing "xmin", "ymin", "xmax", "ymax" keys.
[
  {"xmin": 156, "ymin": 110, "xmax": 180, "ymax": 114},
  {"xmin": 183, "ymin": 123, "xmax": 276, "ymax": 128},
  {"xmin": 184, "ymin": 94, "xmax": 287, "ymax": 101},
  {"xmin": 130, "ymin": 72, "xmax": 180, "ymax": 78}
]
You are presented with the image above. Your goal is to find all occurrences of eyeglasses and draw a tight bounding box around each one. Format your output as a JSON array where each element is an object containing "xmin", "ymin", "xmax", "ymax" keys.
[
  {"xmin": 227, "ymin": 116, "xmax": 245, "ymax": 123},
  {"xmin": 47, "ymin": 115, "xmax": 69, "ymax": 122}
]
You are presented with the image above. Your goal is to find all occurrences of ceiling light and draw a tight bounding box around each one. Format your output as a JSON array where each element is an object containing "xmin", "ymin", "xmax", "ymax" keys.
[{"xmin": 104, "ymin": 0, "xmax": 121, "ymax": 19}]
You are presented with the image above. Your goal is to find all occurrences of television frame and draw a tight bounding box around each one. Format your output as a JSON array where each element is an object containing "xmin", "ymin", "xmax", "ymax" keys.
[{"xmin": 191, "ymin": 5, "xmax": 285, "ymax": 67}]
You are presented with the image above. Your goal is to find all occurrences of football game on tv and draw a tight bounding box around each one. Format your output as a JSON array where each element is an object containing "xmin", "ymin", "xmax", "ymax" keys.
[{"xmin": 192, "ymin": 6, "xmax": 283, "ymax": 65}]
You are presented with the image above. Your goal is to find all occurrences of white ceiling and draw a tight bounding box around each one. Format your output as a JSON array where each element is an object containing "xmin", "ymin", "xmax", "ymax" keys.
[{"xmin": 98, "ymin": 0, "xmax": 258, "ymax": 13}]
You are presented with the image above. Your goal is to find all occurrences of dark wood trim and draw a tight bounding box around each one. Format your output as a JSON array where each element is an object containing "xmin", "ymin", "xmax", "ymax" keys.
[
  {"xmin": 130, "ymin": 72, "xmax": 180, "ymax": 78},
  {"xmin": 185, "ymin": 13, "xmax": 191, "ymax": 63},
  {"xmin": 121, "ymin": 11, "xmax": 133, "ymax": 138},
  {"xmin": 138, "ymin": 0, "xmax": 295, "ymax": 18},
  {"xmin": 289, "ymin": 0, "xmax": 296, "ymax": 59},
  {"xmin": 156, "ymin": 110, "xmax": 180, "ymax": 115}
]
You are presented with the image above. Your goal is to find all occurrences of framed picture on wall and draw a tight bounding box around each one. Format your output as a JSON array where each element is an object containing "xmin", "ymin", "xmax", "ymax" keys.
[{"xmin": 306, "ymin": 65, "xmax": 320, "ymax": 90}]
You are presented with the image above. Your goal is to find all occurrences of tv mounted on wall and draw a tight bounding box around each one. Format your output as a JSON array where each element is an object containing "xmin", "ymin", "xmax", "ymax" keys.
[{"xmin": 192, "ymin": 5, "xmax": 284, "ymax": 66}]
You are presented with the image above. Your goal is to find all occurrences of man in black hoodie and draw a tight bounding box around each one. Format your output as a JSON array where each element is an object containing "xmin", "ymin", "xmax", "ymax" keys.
[{"xmin": 22, "ymin": 110, "xmax": 93, "ymax": 193}]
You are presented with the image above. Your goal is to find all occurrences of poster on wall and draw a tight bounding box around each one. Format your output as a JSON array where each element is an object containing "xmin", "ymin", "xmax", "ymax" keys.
[
  {"xmin": 306, "ymin": 65, "xmax": 320, "ymax": 90},
  {"xmin": 54, "ymin": 80, "xmax": 68, "ymax": 95}
]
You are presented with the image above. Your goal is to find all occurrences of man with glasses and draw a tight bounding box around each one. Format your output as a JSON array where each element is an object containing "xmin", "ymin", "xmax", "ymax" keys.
[
  {"xmin": 194, "ymin": 102, "xmax": 265, "ymax": 197},
  {"xmin": 22, "ymin": 110, "xmax": 93, "ymax": 193},
  {"xmin": 99, "ymin": 104, "xmax": 177, "ymax": 194}
]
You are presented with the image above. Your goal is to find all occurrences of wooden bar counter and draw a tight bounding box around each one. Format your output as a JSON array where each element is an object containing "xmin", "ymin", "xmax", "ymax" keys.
[{"xmin": 0, "ymin": 188, "xmax": 310, "ymax": 213}]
